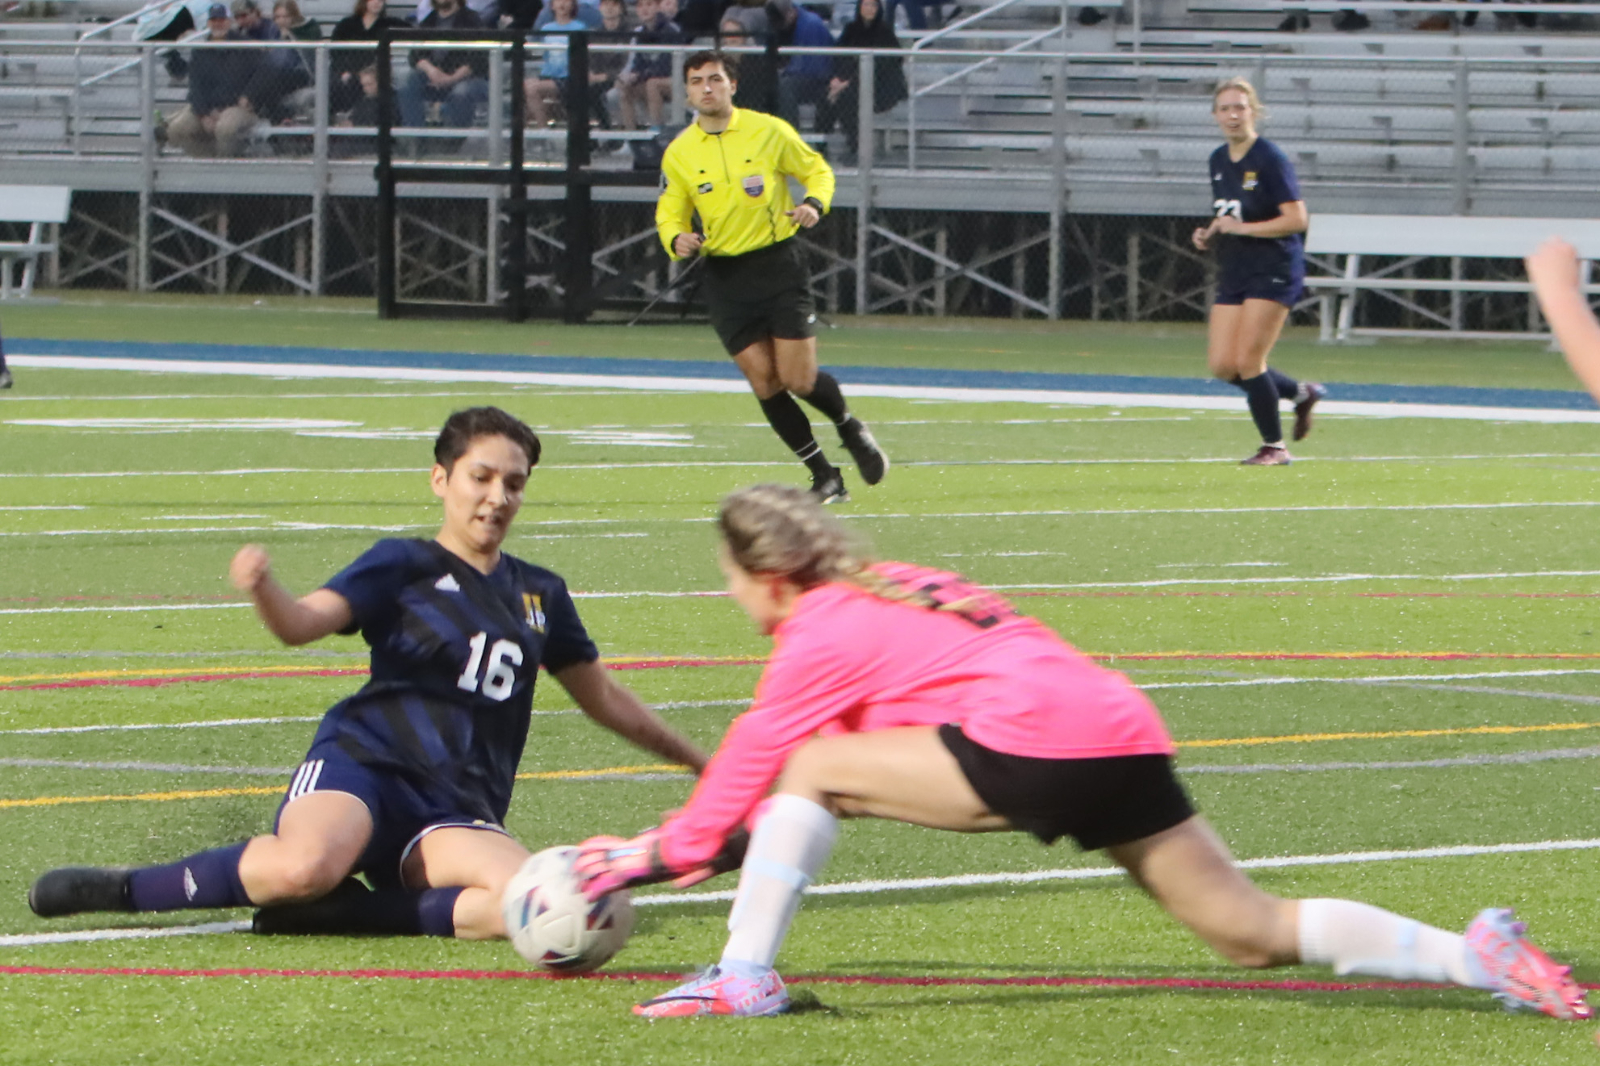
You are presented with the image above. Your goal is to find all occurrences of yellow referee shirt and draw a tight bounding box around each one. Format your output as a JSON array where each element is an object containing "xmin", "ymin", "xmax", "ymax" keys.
[{"xmin": 656, "ymin": 108, "xmax": 836, "ymax": 260}]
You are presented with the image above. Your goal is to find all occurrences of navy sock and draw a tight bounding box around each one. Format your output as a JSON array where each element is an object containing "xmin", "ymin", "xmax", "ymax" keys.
[
  {"xmin": 0, "ymin": 319, "xmax": 7, "ymax": 371},
  {"xmin": 128, "ymin": 841, "xmax": 251, "ymax": 911},
  {"xmin": 798, "ymin": 370, "xmax": 849, "ymax": 425},
  {"xmin": 417, "ymin": 887, "xmax": 463, "ymax": 937},
  {"xmin": 1267, "ymin": 367, "xmax": 1300, "ymax": 401},
  {"xmin": 758, "ymin": 393, "xmax": 831, "ymax": 477},
  {"xmin": 1240, "ymin": 373, "xmax": 1284, "ymax": 445}
]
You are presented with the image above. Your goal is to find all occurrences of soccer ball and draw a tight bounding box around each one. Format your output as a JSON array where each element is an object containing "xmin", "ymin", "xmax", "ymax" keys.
[{"xmin": 501, "ymin": 845, "xmax": 635, "ymax": 973}]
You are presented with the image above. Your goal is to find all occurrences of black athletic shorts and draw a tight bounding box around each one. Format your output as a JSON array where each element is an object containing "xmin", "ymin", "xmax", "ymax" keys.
[
  {"xmin": 702, "ymin": 239, "xmax": 817, "ymax": 357},
  {"xmin": 937, "ymin": 723, "xmax": 1195, "ymax": 850}
]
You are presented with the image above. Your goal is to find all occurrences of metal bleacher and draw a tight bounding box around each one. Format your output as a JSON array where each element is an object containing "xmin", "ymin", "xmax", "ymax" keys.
[{"xmin": 3, "ymin": 0, "xmax": 1600, "ymax": 311}]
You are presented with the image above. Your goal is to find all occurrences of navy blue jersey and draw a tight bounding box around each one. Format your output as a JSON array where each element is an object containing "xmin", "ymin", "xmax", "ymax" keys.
[
  {"xmin": 309, "ymin": 538, "xmax": 599, "ymax": 825},
  {"xmin": 1208, "ymin": 137, "xmax": 1305, "ymax": 282}
]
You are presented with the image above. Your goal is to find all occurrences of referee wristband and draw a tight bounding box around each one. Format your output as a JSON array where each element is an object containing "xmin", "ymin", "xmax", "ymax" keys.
[{"xmin": 802, "ymin": 196, "xmax": 825, "ymax": 216}]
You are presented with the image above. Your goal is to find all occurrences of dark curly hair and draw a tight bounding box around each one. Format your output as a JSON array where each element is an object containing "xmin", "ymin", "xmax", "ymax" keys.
[{"xmin": 433, "ymin": 407, "xmax": 542, "ymax": 473}]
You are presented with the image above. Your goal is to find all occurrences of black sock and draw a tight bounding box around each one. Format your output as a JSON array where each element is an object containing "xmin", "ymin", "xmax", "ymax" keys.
[
  {"xmin": 0, "ymin": 320, "xmax": 7, "ymax": 371},
  {"xmin": 797, "ymin": 370, "xmax": 849, "ymax": 425},
  {"xmin": 1267, "ymin": 367, "xmax": 1299, "ymax": 401},
  {"xmin": 1240, "ymin": 373, "xmax": 1284, "ymax": 445},
  {"xmin": 127, "ymin": 841, "xmax": 251, "ymax": 911},
  {"xmin": 759, "ymin": 393, "xmax": 832, "ymax": 476}
]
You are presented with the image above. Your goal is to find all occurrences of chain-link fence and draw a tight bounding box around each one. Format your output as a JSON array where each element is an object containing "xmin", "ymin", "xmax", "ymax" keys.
[{"xmin": 6, "ymin": 27, "xmax": 1600, "ymax": 332}]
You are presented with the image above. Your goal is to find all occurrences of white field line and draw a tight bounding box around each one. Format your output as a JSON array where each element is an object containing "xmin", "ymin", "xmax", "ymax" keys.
[
  {"xmin": 0, "ymin": 700, "xmax": 747, "ymax": 737},
  {"xmin": 1140, "ymin": 667, "xmax": 1600, "ymax": 691},
  {"xmin": 6, "ymin": 567, "xmax": 1600, "ymax": 616},
  {"xmin": 5, "ymin": 837, "xmax": 1592, "ymax": 946},
  {"xmin": 0, "ymin": 920, "xmax": 252, "ymax": 947},
  {"xmin": 639, "ymin": 837, "xmax": 1600, "ymax": 905},
  {"xmin": 0, "ymin": 527, "xmax": 648, "ymax": 540},
  {"xmin": 1, "ymin": 673, "xmax": 1586, "ymax": 736},
  {"xmin": 13, "ymin": 353, "xmax": 1600, "ymax": 423},
  {"xmin": 1, "ymin": 456, "xmax": 1599, "ymax": 480}
]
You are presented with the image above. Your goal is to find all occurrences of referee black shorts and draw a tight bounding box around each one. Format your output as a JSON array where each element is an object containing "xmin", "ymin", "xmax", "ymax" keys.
[
  {"xmin": 937, "ymin": 723, "xmax": 1196, "ymax": 851},
  {"xmin": 701, "ymin": 239, "xmax": 817, "ymax": 357}
]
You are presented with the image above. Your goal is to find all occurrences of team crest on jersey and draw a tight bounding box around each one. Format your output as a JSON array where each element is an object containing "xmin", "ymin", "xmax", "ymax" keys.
[
  {"xmin": 1241, "ymin": 171, "xmax": 1258, "ymax": 190},
  {"xmin": 697, "ymin": 181, "xmax": 713, "ymax": 194},
  {"xmin": 741, "ymin": 174, "xmax": 764, "ymax": 197},
  {"xmin": 523, "ymin": 593, "xmax": 546, "ymax": 633}
]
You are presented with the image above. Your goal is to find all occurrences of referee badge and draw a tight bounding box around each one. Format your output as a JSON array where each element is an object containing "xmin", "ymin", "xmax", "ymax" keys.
[
  {"xmin": 697, "ymin": 182, "xmax": 713, "ymax": 194},
  {"xmin": 741, "ymin": 174, "xmax": 764, "ymax": 197}
]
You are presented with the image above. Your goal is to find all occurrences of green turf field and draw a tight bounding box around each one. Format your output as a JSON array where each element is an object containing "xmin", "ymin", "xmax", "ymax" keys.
[{"xmin": 3, "ymin": 298, "xmax": 1600, "ymax": 1064}]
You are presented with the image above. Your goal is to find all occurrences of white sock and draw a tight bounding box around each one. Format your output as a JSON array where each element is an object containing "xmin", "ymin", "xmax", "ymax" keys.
[
  {"xmin": 720, "ymin": 794, "xmax": 839, "ymax": 972},
  {"xmin": 1297, "ymin": 898, "xmax": 1492, "ymax": 989}
]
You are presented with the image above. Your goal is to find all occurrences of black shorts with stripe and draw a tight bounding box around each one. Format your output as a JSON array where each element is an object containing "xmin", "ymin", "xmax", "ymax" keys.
[
  {"xmin": 937, "ymin": 723, "xmax": 1196, "ymax": 851},
  {"xmin": 701, "ymin": 238, "xmax": 817, "ymax": 357}
]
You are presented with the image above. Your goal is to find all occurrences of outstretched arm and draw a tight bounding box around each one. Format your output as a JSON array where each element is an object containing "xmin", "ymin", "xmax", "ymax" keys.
[
  {"xmin": 230, "ymin": 545, "xmax": 353, "ymax": 647},
  {"xmin": 553, "ymin": 659, "xmax": 710, "ymax": 772},
  {"xmin": 1527, "ymin": 238, "xmax": 1600, "ymax": 402}
]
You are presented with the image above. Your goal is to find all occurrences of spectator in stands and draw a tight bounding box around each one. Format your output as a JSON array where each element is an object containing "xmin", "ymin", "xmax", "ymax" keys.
[
  {"xmin": 617, "ymin": 0, "xmax": 684, "ymax": 130},
  {"xmin": 399, "ymin": 0, "xmax": 491, "ymax": 131},
  {"xmin": 587, "ymin": 0, "xmax": 631, "ymax": 128},
  {"xmin": 675, "ymin": 0, "xmax": 724, "ymax": 37},
  {"xmin": 269, "ymin": 0, "xmax": 321, "ymax": 118},
  {"xmin": 526, "ymin": 0, "xmax": 588, "ymax": 128},
  {"xmin": 330, "ymin": 0, "xmax": 409, "ymax": 114},
  {"xmin": 497, "ymin": 0, "xmax": 544, "ymax": 29},
  {"xmin": 335, "ymin": 64, "xmax": 398, "ymax": 155},
  {"xmin": 534, "ymin": 0, "xmax": 604, "ymax": 27},
  {"xmin": 231, "ymin": 0, "xmax": 302, "ymax": 120},
  {"xmin": 166, "ymin": 4, "xmax": 264, "ymax": 156},
  {"xmin": 720, "ymin": 11, "xmax": 777, "ymax": 114},
  {"xmin": 816, "ymin": 0, "xmax": 904, "ymax": 163},
  {"xmin": 414, "ymin": 0, "xmax": 500, "ymax": 25},
  {"xmin": 765, "ymin": 0, "xmax": 833, "ymax": 130}
]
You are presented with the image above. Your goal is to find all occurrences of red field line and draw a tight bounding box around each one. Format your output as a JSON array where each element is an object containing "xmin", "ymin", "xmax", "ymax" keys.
[
  {"xmin": 2, "ymin": 963, "xmax": 1593, "ymax": 995},
  {"xmin": 1009, "ymin": 591, "xmax": 1600, "ymax": 600}
]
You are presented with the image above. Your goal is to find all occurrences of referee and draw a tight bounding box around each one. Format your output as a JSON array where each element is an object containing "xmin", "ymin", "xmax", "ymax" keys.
[{"xmin": 656, "ymin": 50, "xmax": 886, "ymax": 504}]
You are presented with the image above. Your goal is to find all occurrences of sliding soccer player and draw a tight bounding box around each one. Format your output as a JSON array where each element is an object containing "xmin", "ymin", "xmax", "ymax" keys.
[{"xmin": 29, "ymin": 406, "xmax": 706, "ymax": 938}]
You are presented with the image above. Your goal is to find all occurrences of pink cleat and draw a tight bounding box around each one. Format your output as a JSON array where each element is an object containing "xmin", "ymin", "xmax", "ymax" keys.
[
  {"xmin": 633, "ymin": 965, "xmax": 790, "ymax": 1018},
  {"xmin": 1466, "ymin": 908, "xmax": 1592, "ymax": 1021}
]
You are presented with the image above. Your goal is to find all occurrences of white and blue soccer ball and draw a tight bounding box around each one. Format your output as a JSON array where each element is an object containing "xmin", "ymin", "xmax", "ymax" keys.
[{"xmin": 501, "ymin": 845, "xmax": 635, "ymax": 973}]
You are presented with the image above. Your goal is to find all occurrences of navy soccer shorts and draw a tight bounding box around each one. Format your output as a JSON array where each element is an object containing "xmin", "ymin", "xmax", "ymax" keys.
[
  {"xmin": 1214, "ymin": 267, "xmax": 1305, "ymax": 308},
  {"xmin": 275, "ymin": 742, "xmax": 510, "ymax": 890}
]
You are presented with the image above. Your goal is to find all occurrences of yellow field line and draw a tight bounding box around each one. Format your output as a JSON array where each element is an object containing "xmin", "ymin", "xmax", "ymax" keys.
[{"xmin": 0, "ymin": 765, "xmax": 692, "ymax": 810}]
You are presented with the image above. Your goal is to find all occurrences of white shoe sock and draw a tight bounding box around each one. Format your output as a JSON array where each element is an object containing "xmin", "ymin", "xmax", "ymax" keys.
[
  {"xmin": 720, "ymin": 794, "xmax": 838, "ymax": 971},
  {"xmin": 1298, "ymin": 898, "xmax": 1492, "ymax": 989}
]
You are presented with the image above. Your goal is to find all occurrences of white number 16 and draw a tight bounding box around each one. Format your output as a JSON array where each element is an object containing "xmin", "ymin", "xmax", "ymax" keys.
[{"xmin": 456, "ymin": 631, "xmax": 524, "ymax": 701}]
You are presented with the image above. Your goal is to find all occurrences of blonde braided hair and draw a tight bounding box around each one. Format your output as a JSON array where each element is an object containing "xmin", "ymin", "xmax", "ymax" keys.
[{"xmin": 717, "ymin": 484, "xmax": 989, "ymax": 615}]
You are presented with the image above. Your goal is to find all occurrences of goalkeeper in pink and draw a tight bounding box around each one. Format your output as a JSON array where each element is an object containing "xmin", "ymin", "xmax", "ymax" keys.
[{"xmin": 576, "ymin": 483, "xmax": 1590, "ymax": 1021}]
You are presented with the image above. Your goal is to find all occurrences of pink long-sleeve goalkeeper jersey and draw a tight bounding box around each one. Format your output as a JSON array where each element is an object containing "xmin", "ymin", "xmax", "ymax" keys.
[{"xmin": 658, "ymin": 562, "xmax": 1176, "ymax": 869}]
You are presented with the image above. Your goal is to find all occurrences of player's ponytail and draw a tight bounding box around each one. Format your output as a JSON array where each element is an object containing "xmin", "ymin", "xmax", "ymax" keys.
[{"xmin": 718, "ymin": 483, "xmax": 868, "ymax": 589}]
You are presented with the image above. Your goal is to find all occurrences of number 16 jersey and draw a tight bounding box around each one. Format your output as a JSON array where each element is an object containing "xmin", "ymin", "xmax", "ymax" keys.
[{"xmin": 308, "ymin": 538, "xmax": 599, "ymax": 825}]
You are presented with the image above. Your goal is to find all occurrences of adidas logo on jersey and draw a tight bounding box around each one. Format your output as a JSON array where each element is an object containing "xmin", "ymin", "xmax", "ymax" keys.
[{"xmin": 435, "ymin": 574, "xmax": 461, "ymax": 592}]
